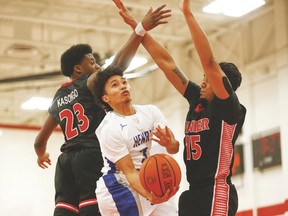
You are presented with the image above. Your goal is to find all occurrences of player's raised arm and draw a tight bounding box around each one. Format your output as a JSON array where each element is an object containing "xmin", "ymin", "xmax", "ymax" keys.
[
  {"xmin": 113, "ymin": 0, "xmax": 189, "ymax": 95},
  {"xmin": 88, "ymin": 2, "xmax": 172, "ymax": 92},
  {"xmin": 110, "ymin": 2, "xmax": 172, "ymax": 70},
  {"xmin": 179, "ymin": 0, "xmax": 229, "ymax": 99}
]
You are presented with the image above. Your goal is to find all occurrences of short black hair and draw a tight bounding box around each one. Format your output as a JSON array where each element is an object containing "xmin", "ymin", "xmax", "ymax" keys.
[
  {"xmin": 219, "ymin": 62, "xmax": 242, "ymax": 91},
  {"xmin": 60, "ymin": 44, "xmax": 93, "ymax": 77},
  {"xmin": 93, "ymin": 65, "xmax": 125, "ymax": 111}
]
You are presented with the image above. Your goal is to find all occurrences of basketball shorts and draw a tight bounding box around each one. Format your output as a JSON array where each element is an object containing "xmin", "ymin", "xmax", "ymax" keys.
[
  {"xmin": 54, "ymin": 147, "xmax": 103, "ymax": 216},
  {"xmin": 96, "ymin": 173, "xmax": 178, "ymax": 216}
]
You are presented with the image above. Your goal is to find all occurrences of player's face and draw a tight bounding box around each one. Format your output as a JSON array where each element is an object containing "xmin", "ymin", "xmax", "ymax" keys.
[
  {"xmin": 200, "ymin": 76, "xmax": 214, "ymax": 102},
  {"xmin": 78, "ymin": 53, "xmax": 100, "ymax": 74},
  {"xmin": 102, "ymin": 75, "xmax": 132, "ymax": 108}
]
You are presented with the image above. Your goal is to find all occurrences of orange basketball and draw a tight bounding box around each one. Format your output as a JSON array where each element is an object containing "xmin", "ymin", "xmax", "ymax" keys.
[{"xmin": 139, "ymin": 154, "xmax": 181, "ymax": 197}]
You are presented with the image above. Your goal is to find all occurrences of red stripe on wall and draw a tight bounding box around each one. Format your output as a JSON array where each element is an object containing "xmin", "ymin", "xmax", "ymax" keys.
[
  {"xmin": 257, "ymin": 199, "xmax": 288, "ymax": 216},
  {"xmin": 0, "ymin": 123, "xmax": 61, "ymax": 132},
  {"xmin": 236, "ymin": 199, "xmax": 288, "ymax": 216},
  {"xmin": 236, "ymin": 209, "xmax": 253, "ymax": 216}
]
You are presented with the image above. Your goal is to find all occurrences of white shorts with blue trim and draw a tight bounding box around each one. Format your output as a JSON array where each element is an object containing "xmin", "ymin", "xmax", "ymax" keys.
[{"xmin": 96, "ymin": 173, "xmax": 177, "ymax": 216}]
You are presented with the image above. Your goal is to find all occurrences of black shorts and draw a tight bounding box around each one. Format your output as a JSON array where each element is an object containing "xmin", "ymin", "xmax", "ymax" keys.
[
  {"xmin": 178, "ymin": 184, "xmax": 238, "ymax": 216},
  {"xmin": 54, "ymin": 147, "xmax": 103, "ymax": 216}
]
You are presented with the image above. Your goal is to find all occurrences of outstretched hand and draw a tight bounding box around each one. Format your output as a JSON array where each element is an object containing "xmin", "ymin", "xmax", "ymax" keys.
[
  {"xmin": 113, "ymin": 0, "xmax": 172, "ymax": 31},
  {"xmin": 140, "ymin": 4, "xmax": 172, "ymax": 31},
  {"xmin": 152, "ymin": 126, "xmax": 176, "ymax": 147},
  {"xmin": 152, "ymin": 126, "xmax": 179, "ymax": 154},
  {"xmin": 113, "ymin": 0, "xmax": 137, "ymax": 28},
  {"xmin": 37, "ymin": 152, "xmax": 51, "ymax": 169}
]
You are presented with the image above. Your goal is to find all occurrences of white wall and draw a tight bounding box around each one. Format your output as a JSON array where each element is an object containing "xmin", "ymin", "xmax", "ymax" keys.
[{"xmin": 0, "ymin": 127, "xmax": 62, "ymax": 216}]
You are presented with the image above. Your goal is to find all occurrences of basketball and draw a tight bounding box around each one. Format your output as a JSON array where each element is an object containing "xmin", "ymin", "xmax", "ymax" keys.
[{"xmin": 139, "ymin": 154, "xmax": 181, "ymax": 197}]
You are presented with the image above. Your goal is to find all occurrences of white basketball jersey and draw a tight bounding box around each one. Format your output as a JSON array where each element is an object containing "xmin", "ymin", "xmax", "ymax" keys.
[
  {"xmin": 95, "ymin": 105, "xmax": 177, "ymax": 216},
  {"xmin": 96, "ymin": 104, "xmax": 167, "ymax": 175}
]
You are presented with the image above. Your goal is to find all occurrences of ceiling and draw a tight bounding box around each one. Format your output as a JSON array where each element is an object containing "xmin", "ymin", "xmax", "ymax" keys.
[{"xmin": 0, "ymin": 0, "xmax": 273, "ymax": 126}]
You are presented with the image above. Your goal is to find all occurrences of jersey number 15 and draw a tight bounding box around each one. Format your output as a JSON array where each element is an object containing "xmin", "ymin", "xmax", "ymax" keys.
[{"xmin": 185, "ymin": 135, "xmax": 202, "ymax": 160}]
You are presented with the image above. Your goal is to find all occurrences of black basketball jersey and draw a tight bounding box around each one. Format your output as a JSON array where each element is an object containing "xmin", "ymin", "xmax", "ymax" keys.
[
  {"xmin": 49, "ymin": 74, "xmax": 106, "ymax": 152},
  {"xmin": 183, "ymin": 81, "xmax": 246, "ymax": 188}
]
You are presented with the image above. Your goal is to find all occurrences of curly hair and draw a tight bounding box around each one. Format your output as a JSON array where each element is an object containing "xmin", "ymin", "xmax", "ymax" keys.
[
  {"xmin": 92, "ymin": 65, "xmax": 125, "ymax": 111},
  {"xmin": 219, "ymin": 62, "xmax": 242, "ymax": 91},
  {"xmin": 60, "ymin": 44, "xmax": 93, "ymax": 77}
]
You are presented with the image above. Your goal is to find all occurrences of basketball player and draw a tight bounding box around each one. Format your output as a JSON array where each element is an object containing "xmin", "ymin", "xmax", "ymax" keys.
[
  {"xmin": 113, "ymin": 0, "xmax": 246, "ymax": 215},
  {"xmin": 92, "ymin": 66, "xmax": 179, "ymax": 216},
  {"xmin": 33, "ymin": 4, "xmax": 171, "ymax": 216}
]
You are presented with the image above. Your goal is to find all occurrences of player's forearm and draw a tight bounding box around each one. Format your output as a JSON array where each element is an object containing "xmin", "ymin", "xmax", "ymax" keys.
[
  {"xmin": 124, "ymin": 17, "xmax": 174, "ymax": 71},
  {"xmin": 34, "ymin": 138, "xmax": 47, "ymax": 159},
  {"xmin": 126, "ymin": 171, "xmax": 151, "ymax": 200},
  {"xmin": 142, "ymin": 34, "xmax": 188, "ymax": 95},
  {"xmin": 182, "ymin": 8, "xmax": 228, "ymax": 96},
  {"xmin": 142, "ymin": 34, "xmax": 175, "ymax": 70},
  {"xmin": 183, "ymin": 10, "xmax": 215, "ymax": 66},
  {"xmin": 111, "ymin": 33, "xmax": 143, "ymax": 70},
  {"xmin": 127, "ymin": 20, "xmax": 176, "ymax": 74}
]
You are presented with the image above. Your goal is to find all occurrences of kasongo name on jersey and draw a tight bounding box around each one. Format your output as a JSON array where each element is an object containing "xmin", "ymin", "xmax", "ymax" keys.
[{"xmin": 57, "ymin": 89, "xmax": 79, "ymax": 107}]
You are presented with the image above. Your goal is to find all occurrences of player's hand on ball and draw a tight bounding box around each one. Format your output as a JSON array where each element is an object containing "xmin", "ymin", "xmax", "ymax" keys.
[
  {"xmin": 169, "ymin": 185, "xmax": 180, "ymax": 197},
  {"xmin": 37, "ymin": 152, "xmax": 51, "ymax": 169},
  {"xmin": 139, "ymin": 154, "xmax": 181, "ymax": 201},
  {"xmin": 149, "ymin": 186, "xmax": 179, "ymax": 204}
]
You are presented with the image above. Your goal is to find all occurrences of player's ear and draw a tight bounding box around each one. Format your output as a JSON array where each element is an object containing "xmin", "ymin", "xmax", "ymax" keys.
[
  {"xmin": 102, "ymin": 95, "xmax": 109, "ymax": 103},
  {"xmin": 73, "ymin": 64, "xmax": 82, "ymax": 73}
]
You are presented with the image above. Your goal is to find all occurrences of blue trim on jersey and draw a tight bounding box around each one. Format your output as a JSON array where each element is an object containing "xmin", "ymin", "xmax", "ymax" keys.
[{"xmin": 103, "ymin": 158, "xmax": 139, "ymax": 216}]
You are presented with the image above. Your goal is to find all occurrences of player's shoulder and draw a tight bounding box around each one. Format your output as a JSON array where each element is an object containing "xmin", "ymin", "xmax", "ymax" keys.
[
  {"xmin": 97, "ymin": 112, "xmax": 120, "ymax": 130},
  {"xmin": 96, "ymin": 112, "xmax": 124, "ymax": 140},
  {"xmin": 60, "ymin": 74, "xmax": 88, "ymax": 89},
  {"xmin": 134, "ymin": 104, "xmax": 160, "ymax": 114}
]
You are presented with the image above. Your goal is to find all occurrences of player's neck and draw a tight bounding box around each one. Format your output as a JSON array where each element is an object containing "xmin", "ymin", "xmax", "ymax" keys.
[{"xmin": 113, "ymin": 104, "xmax": 136, "ymax": 116}]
